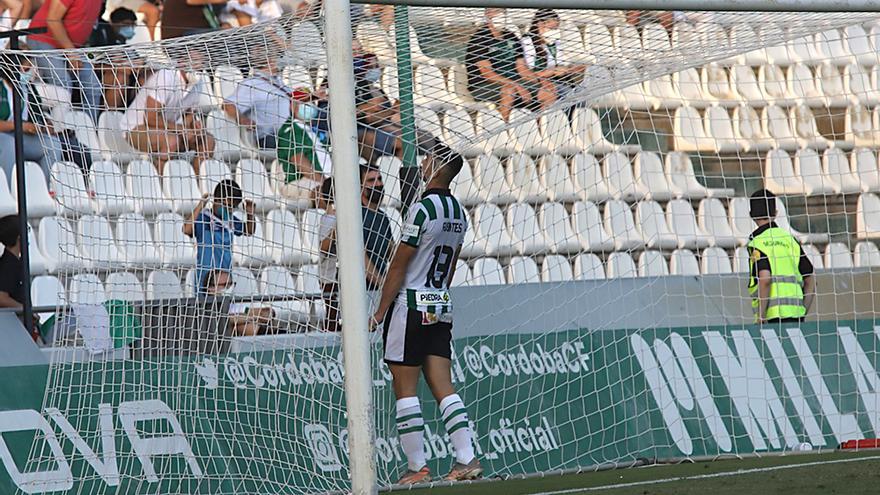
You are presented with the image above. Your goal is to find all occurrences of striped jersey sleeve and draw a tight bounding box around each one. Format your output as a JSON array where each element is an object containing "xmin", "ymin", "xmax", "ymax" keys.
[{"xmin": 401, "ymin": 202, "xmax": 429, "ymax": 247}]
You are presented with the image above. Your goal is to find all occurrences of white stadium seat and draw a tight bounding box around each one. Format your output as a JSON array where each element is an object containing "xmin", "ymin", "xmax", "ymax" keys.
[
  {"xmin": 734, "ymin": 246, "xmax": 751, "ymax": 273},
  {"xmin": 0, "ymin": 169, "xmax": 16, "ymax": 217},
  {"xmin": 295, "ymin": 264, "xmax": 323, "ymax": 322},
  {"xmin": 471, "ymin": 257, "xmax": 505, "ymax": 286},
  {"xmin": 442, "ymin": 108, "xmax": 480, "ymax": 158},
  {"xmin": 633, "ymin": 151, "xmax": 674, "ymax": 202},
  {"xmin": 162, "ymin": 160, "xmax": 201, "ymax": 214},
  {"xmin": 458, "ymin": 210, "xmax": 484, "ymax": 259},
  {"xmin": 844, "ymin": 63, "xmax": 879, "ymax": 107},
  {"xmin": 823, "ymin": 148, "xmax": 864, "ymax": 195},
  {"xmin": 674, "ymin": 106, "xmax": 714, "ymax": 152},
  {"xmin": 51, "ymin": 161, "xmax": 94, "ymax": 216},
  {"xmin": 471, "ymin": 204, "xmax": 516, "ymax": 257},
  {"xmin": 509, "ymin": 110, "xmax": 550, "ymax": 156},
  {"xmin": 674, "ymin": 67, "xmax": 711, "ymax": 107},
  {"xmin": 146, "ymin": 270, "xmax": 183, "ymax": 300},
  {"xmin": 670, "ymin": 249, "xmax": 700, "ymax": 275},
  {"xmin": 375, "ymin": 156, "xmax": 403, "ymax": 209},
  {"xmin": 38, "ymin": 216, "xmax": 84, "ymax": 273},
  {"xmin": 49, "ymin": 108, "xmax": 102, "ymax": 162},
  {"xmin": 475, "ymin": 109, "xmax": 516, "ymax": 157},
  {"xmin": 701, "ymin": 64, "xmax": 737, "ymax": 106},
  {"xmin": 775, "ymin": 199, "xmax": 828, "ymax": 244},
  {"xmin": 665, "ymin": 152, "xmax": 707, "ymax": 200},
  {"xmin": 541, "ymin": 111, "xmax": 581, "ymax": 156},
  {"xmin": 786, "ymin": 63, "xmax": 823, "ymax": 107},
  {"xmin": 233, "ymin": 214, "xmax": 271, "ymax": 267},
  {"xmin": 236, "ymin": 159, "xmax": 278, "ymax": 212},
  {"xmin": 667, "ymin": 199, "xmax": 713, "ymax": 249},
  {"xmin": 790, "ymin": 105, "xmax": 832, "ymax": 150},
  {"xmin": 154, "ymin": 213, "xmax": 196, "ymax": 267},
  {"xmin": 728, "ymin": 197, "xmax": 757, "ymax": 243},
  {"xmin": 97, "ymin": 111, "xmax": 140, "ymax": 164},
  {"xmin": 761, "ymin": 104, "xmax": 800, "ymax": 151},
  {"xmin": 415, "ymin": 65, "xmax": 455, "ymax": 110},
  {"xmin": 844, "ymin": 25, "xmax": 878, "ymax": 67},
  {"xmin": 115, "ymin": 213, "xmax": 160, "ymax": 267},
  {"xmin": 635, "ymin": 200, "xmax": 678, "ymax": 250},
  {"xmin": 539, "ymin": 155, "xmax": 579, "ymax": 203},
  {"xmin": 856, "ymin": 193, "xmax": 880, "ymax": 239},
  {"xmin": 732, "ymin": 105, "xmax": 773, "ymax": 152},
  {"xmin": 794, "ymin": 148, "xmax": 835, "ymax": 195},
  {"xmin": 603, "ymin": 199, "xmax": 645, "ymax": 251},
  {"xmin": 824, "ymin": 242, "xmax": 854, "ymax": 269},
  {"xmin": 207, "ymin": 110, "xmax": 252, "ymax": 163},
  {"xmin": 126, "ymin": 160, "xmax": 172, "ymax": 216},
  {"xmin": 574, "ymin": 253, "xmax": 606, "ymax": 280},
  {"xmin": 765, "ymin": 149, "xmax": 806, "ymax": 196},
  {"xmin": 259, "ymin": 265, "xmax": 307, "ymax": 323},
  {"xmin": 759, "ymin": 64, "xmax": 795, "ymax": 105},
  {"xmin": 573, "ymin": 153, "xmax": 612, "ymax": 203},
  {"xmin": 507, "ymin": 154, "xmax": 548, "ymax": 204},
  {"xmin": 451, "ymin": 160, "xmax": 484, "ymax": 207},
  {"xmin": 606, "ymin": 252, "xmax": 637, "ymax": 279},
  {"xmin": 77, "ymin": 215, "xmax": 124, "ymax": 270},
  {"xmin": 506, "ymin": 256, "xmax": 540, "ymax": 284},
  {"xmin": 701, "ymin": 247, "xmax": 733, "ymax": 274},
  {"xmin": 381, "ymin": 207, "xmax": 402, "ymax": 244},
  {"xmin": 32, "ymin": 275, "xmax": 65, "ymax": 322},
  {"xmin": 451, "ymin": 260, "xmax": 471, "ymax": 287},
  {"xmin": 854, "ymin": 241, "xmax": 880, "ymax": 267},
  {"xmin": 68, "ymin": 273, "xmax": 107, "ymax": 306},
  {"xmin": 538, "ymin": 202, "xmax": 580, "ymax": 255},
  {"xmin": 852, "ymin": 148, "xmax": 880, "ymax": 191},
  {"xmin": 12, "ymin": 162, "xmax": 55, "ymax": 218},
  {"xmin": 541, "ymin": 255, "xmax": 574, "ymax": 282},
  {"xmin": 603, "ymin": 152, "xmax": 644, "ymax": 202},
  {"xmin": 90, "ymin": 161, "xmax": 133, "ymax": 216},
  {"xmin": 572, "ymin": 201, "xmax": 615, "ymax": 252},
  {"xmin": 698, "ymin": 198, "xmax": 738, "ymax": 249},
  {"xmin": 704, "ymin": 105, "xmax": 746, "ymax": 153},
  {"xmin": 105, "ymin": 272, "xmax": 144, "ymax": 302},
  {"xmin": 815, "ymin": 30, "xmax": 851, "ymax": 67},
  {"xmin": 845, "ymin": 104, "xmax": 880, "ymax": 147},
  {"xmin": 731, "ymin": 65, "xmax": 768, "ymax": 106},
  {"xmin": 638, "ymin": 250, "xmax": 669, "ymax": 277},
  {"xmin": 199, "ymin": 159, "xmax": 232, "ymax": 196},
  {"xmin": 475, "ymin": 154, "xmax": 516, "ymax": 206},
  {"xmin": 506, "ymin": 203, "xmax": 547, "ymax": 256},
  {"xmin": 265, "ymin": 208, "xmax": 311, "ymax": 265},
  {"xmin": 573, "ymin": 107, "xmax": 629, "ymax": 155},
  {"xmin": 230, "ymin": 267, "xmax": 259, "ymax": 299},
  {"xmin": 803, "ymin": 244, "xmax": 824, "ymax": 270},
  {"xmin": 26, "ymin": 228, "xmax": 48, "ymax": 275}
]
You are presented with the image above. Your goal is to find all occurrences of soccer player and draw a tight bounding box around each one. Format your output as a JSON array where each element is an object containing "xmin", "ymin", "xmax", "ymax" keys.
[{"xmin": 372, "ymin": 142, "xmax": 482, "ymax": 484}]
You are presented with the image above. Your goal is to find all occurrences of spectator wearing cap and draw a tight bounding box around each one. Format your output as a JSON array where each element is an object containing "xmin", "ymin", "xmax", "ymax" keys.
[
  {"xmin": 26, "ymin": 0, "xmax": 103, "ymax": 123},
  {"xmin": 747, "ymin": 189, "xmax": 815, "ymax": 324},
  {"xmin": 275, "ymin": 88, "xmax": 331, "ymax": 205},
  {"xmin": 121, "ymin": 68, "xmax": 215, "ymax": 175},
  {"xmin": 88, "ymin": 7, "xmax": 137, "ymax": 48},
  {"xmin": 223, "ymin": 57, "xmax": 291, "ymax": 151},
  {"xmin": 183, "ymin": 179, "xmax": 256, "ymax": 295}
]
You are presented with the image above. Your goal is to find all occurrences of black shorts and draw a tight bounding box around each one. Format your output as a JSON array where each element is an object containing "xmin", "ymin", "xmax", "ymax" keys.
[{"xmin": 382, "ymin": 302, "xmax": 452, "ymax": 366}]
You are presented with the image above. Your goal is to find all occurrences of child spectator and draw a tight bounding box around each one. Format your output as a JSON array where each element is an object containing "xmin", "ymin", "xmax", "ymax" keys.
[
  {"xmin": 276, "ymin": 88, "xmax": 330, "ymax": 204},
  {"xmin": 104, "ymin": 0, "xmax": 159, "ymax": 40},
  {"xmin": 88, "ymin": 7, "xmax": 137, "ymax": 47}
]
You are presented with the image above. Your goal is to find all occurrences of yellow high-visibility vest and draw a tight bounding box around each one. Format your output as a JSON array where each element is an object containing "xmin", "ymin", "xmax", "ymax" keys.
[{"xmin": 748, "ymin": 227, "xmax": 806, "ymax": 321}]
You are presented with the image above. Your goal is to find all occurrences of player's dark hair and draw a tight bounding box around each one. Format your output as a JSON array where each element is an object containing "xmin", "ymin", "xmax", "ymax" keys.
[
  {"xmin": 0, "ymin": 215, "xmax": 20, "ymax": 248},
  {"xmin": 214, "ymin": 179, "xmax": 243, "ymax": 207},
  {"xmin": 110, "ymin": 7, "xmax": 137, "ymax": 23},
  {"xmin": 431, "ymin": 142, "xmax": 464, "ymax": 183},
  {"xmin": 749, "ymin": 188, "xmax": 777, "ymax": 219}
]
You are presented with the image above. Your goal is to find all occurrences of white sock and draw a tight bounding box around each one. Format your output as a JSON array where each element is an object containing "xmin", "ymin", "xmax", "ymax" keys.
[
  {"xmin": 439, "ymin": 393, "xmax": 475, "ymax": 465},
  {"xmin": 396, "ymin": 397, "xmax": 426, "ymax": 471}
]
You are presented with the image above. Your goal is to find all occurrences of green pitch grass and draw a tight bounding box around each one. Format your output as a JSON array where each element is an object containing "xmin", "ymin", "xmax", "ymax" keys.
[{"xmin": 408, "ymin": 450, "xmax": 880, "ymax": 495}]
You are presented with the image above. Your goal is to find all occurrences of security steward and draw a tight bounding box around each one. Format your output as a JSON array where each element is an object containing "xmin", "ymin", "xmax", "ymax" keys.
[{"xmin": 747, "ymin": 189, "xmax": 815, "ymax": 324}]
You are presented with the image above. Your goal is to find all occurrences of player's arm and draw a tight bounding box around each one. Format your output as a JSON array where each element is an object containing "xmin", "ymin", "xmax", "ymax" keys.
[
  {"xmin": 757, "ymin": 268, "xmax": 772, "ymax": 323},
  {"xmin": 371, "ymin": 243, "xmax": 417, "ymax": 326}
]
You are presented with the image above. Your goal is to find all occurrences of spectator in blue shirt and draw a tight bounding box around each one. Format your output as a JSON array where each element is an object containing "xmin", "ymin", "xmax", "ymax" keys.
[{"xmin": 183, "ymin": 179, "xmax": 255, "ymax": 294}]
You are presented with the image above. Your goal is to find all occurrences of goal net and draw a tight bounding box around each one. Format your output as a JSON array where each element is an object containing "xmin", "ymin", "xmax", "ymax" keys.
[{"xmin": 1, "ymin": 5, "xmax": 880, "ymax": 494}]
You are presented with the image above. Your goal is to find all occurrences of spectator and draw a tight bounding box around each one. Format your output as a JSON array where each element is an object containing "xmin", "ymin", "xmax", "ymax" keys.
[
  {"xmin": 518, "ymin": 9, "xmax": 586, "ymax": 103},
  {"xmin": 465, "ymin": 8, "xmax": 537, "ymax": 121},
  {"xmin": 353, "ymin": 52, "xmax": 402, "ymax": 164},
  {"xmin": 88, "ymin": 7, "xmax": 137, "ymax": 47},
  {"xmin": 276, "ymin": 88, "xmax": 330, "ymax": 204},
  {"xmin": 104, "ymin": 0, "xmax": 160, "ymax": 40},
  {"xmin": 222, "ymin": 57, "xmax": 290, "ymax": 151},
  {"xmin": 121, "ymin": 68, "xmax": 214, "ymax": 175},
  {"xmin": 183, "ymin": 179, "xmax": 256, "ymax": 295},
  {"xmin": 160, "ymin": 0, "xmax": 228, "ymax": 39},
  {"xmin": 0, "ymin": 53, "xmax": 63, "ymax": 186},
  {"xmin": 26, "ymin": 0, "xmax": 103, "ymax": 123},
  {"xmin": 316, "ymin": 177, "xmax": 338, "ymax": 331},
  {"xmin": 221, "ymin": 0, "xmax": 282, "ymax": 27},
  {"xmin": 202, "ymin": 270, "xmax": 275, "ymax": 336},
  {"xmin": 91, "ymin": 47, "xmax": 149, "ymax": 111},
  {"xmin": 0, "ymin": 215, "xmax": 24, "ymax": 310},
  {"xmin": 0, "ymin": 0, "xmax": 29, "ymax": 28}
]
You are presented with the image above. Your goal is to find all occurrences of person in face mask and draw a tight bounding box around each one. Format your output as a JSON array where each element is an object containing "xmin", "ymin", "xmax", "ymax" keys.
[
  {"xmin": 360, "ymin": 165, "xmax": 394, "ymax": 291},
  {"xmin": 275, "ymin": 88, "xmax": 332, "ymax": 206},
  {"xmin": 517, "ymin": 9, "xmax": 588, "ymax": 104},
  {"xmin": 87, "ymin": 8, "xmax": 138, "ymax": 47}
]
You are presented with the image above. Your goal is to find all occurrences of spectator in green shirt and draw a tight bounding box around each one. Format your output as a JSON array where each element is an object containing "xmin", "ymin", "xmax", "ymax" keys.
[{"xmin": 276, "ymin": 88, "xmax": 330, "ymax": 206}]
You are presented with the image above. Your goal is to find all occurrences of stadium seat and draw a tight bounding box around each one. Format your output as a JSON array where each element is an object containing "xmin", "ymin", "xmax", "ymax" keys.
[
  {"xmin": 817, "ymin": 62, "xmax": 851, "ymax": 107},
  {"xmin": 852, "ymin": 148, "xmax": 880, "ymax": 191},
  {"xmin": 31, "ymin": 275, "xmax": 65, "ymax": 323},
  {"xmin": 0, "ymin": 169, "xmax": 15, "ymax": 217},
  {"xmin": 854, "ymin": 241, "xmax": 880, "ymax": 267},
  {"xmin": 506, "ymin": 256, "xmax": 540, "ymax": 284},
  {"xmin": 471, "ymin": 257, "xmax": 505, "ymax": 286},
  {"xmin": 9, "ymin": 162, "xmax": 57, "ymax": 218},
  {"xmin": 77, "ymin": 215, "xmax": 125, "ymax": 270},
  {"xmin": 68, "ymin": 273, "xmax": 107, "ymax": 305},
  {"xmin": 705, "ymin": 105, "xmax": 747, "ymax": 153},
  {"xmin": 541, "ymin": 111, "xmax": 581, "ymax": 156},
  {"xmin": 230, "ymin": 267, "xmax": 259, "ymax": 300},
  {"xmin": 49, "ymin": 108, "xmax": 102, "ymax": 163},
  {"xmin": 31, "ymin": 82, "xmax": 71, "ymax": 110},
  {"xmin": 730, "ymin": 24, "xmax": 765, "ymax": 66},
  {"xmin": 126, "ymin": 160, "xmax": 172, "ymax": 216},
  {"xmin": 213, "ymin": 65, "xmax": 243, "ymax": 104},
  {"xmin": 572, "ymin": 153, "xmax": 612, "ymax": 203},
  {"xmin": 289, "ymin": 22, "xmax": 326, "ymax": 67},
  {"xmin": 451, "ymin": 160, "xmax": 484, "ymax": 207},
  {"xmin": 259, "ymin": 265, "xmax": 307, "ymax": 323},
  {"xmin": 701, "ymin": 64, "xmax": 738, "ymax": 107},
  {"xmin": 381, "ymin": 66, "xmax": 399, "ymax": 100},
  {"xmin": 728, "ymin": 197, "xmax": 757, "ymax": 243},
  {"xmin": 633, "ymin": 151, "xmax": 674, "ymax": 202},
  {"xmin": 765, "ymin": 149, "xmax": 806, "ymax": 196},
  {"xmin": 734, "ymin": 246, "xmax": 750, "ymax": 273},
  {"xmin": 90, "ymin": 161, "xmax": 133, "ymax": 216},
  {"xmin": 475, "ymin": 109, "xmax": 516, "ymax": 157},
  {"xmin": 154, "ymin": 213, "xmax": 196, "ymax": 267},
  {"xmin": 802, "ymin": 244, "xmax": 824, "ymax": 269},
  {"xmin": 612, "ymin": 24, "xmax": 642, "ymax": 60},
  {"xmin": 697, "ymin": 198, "xmax": 738, "ymax": 249},
  {"xmin": 635, "ymin": 200, "xmax": 678, "ymax": 250},
  {"xmin": 603, "ymin": 152, "xmax": 644, "ymax": 202},
  {"xmin": 606, "ymin": 252, "xmax": 637, "ymax": 278},
  {"xmin": 145, "ymin": 270, "xmax": 183, "ymax": 300},
  {"xmin": 236, "ymin": 159, "xmax": 278, "ymax": 212},
  {"xmin": 538, "ymin": 202, "xmax": 580, "ymax": 255},
  {"xmin": 665, "ymin": 152, "xmax": 707, "ymax": 200},
  {"xmin": 761, "ymin": 24, "xmax": 795, "ymax": 66},
  {"xmin": 105, "ymin": 272, "xmax": 144, "ymax": 302},
  {"xmin": 355, "ymin": 21, "xmax": 394, "ymax": 66},
  {"xmin": 381, "ymin": 206, "xmax": 402, "ymax": 244},
  {"xmin": 458, "ymin": 210, "xmax": 483, "ymax": 259},
  {"xmin": 759, "ymin": 64, "xmax": 795, "ymax": 105},
  {"xmin": 265, "ymin": 208, "xmax": 311, "ymax": 265},
  {"xmin": 603, "ymin": 199, "xmax": 645, "ymax": 251},
  {"xmin": 471, "ymin": 204, "xmax": 516, "ymax": 257},
  {"xmin": 541, "ymin": 255, "xmax": 574, "ymax": 282},
  {"xmin": 856, "ymin": 193, "xmax": 880, "ymax": 239},
  {"xmin": 844, "ymin": 63, "xmax": 879, "ymax": 107},
  {"xmin": 509, "ymin": 110, "xmax": 549, "ymax": 157},
  {"xmin": 183, "ymin": 270, "xmax": 197, "ymax": 298},
  {"xmin": 199, "ymin": 159, "xmax": 232, "ymax": 195},
  {"xmin": 415, "ymin": 109, "xmax": 443, "ymax": 144},
  {"xmin": 559, "ymin": 22, "xmax": 589, "ymax": 65},
  {"xmin": 844, "ymin": 25, "xmax": 877, "ymax": 67},
  {"xmin": 162, "ymin": 160, "xmax": 201, "ymax": 214},
  {"xmin": 845, "ymin": 104, "xmax": 880, "ymax": 147},
  {"xmin": 646, "ymin": 73, "xmax": 682, "ymax": 109},
  {"xmin": 539, "ymin": 155, "xmax": 579, "ymax": 203},
  {"xmin": 282, "ymin": 65, "xmax": 312, "ymax": 90},
  {"xmin": 573, "ymin": 107, "xmax": 633, "ymax": 155},
  {"xmin": 793, "ymin": 148, "xmax": 835, "ymax": 195},
  {"xmin": 115, "ymin": 212, "xmax": 160, "ymax": 267},
  {"xmin": 824, "ymin": 242, "xmax": 854, "ymax": 269},
  {"xmin": 775, "ymin": 199, "xmax": 828, "ymax": 244},
  {"xmin": 507, "ymin": 154, "xmax": 548, "ymax": 204},
  {"xmin": 26, "ymin": 227, "xmax": 48, "ymax": 275},
  {"xmin": 415, "ymin": 65, "xmax": 455, "ymax": 110},
  {"xmin": 506, "ymin": 203, "xmax": 547, "ymax": 256},
  {"xmin": 474, "ymin": 154, "xmax": 516, "ymax": 206},
  {"xmin": 701, "ymin": 246, "xmax": 733, "ymax": 274},
  {"xmin": 38, "ymin": 216, "xmax": 84, "ymax": 272},
  {"xmin": 451, "ymin": 259, "xmax": 471, "ymax": 287},
  {"xmin": 786, "ymin": 63, "xmax": 824, "ymax": 107},
  {"xmin": 573, "ymin": 253, "xmax": 606, "ymax": 280},
  {"xmin": 51, "ymin": 161, "xmax": 94, "ymax": 216},
  {"xmin": 673, "ymin": 67, "xmax": 711, "ymax": 108},
  {"xmin": 638, "ymin": 250, "xmax": 669, "ymax": 277},
  {"xmin": 667, "ymin": 199, "xmax": 713, "ymax": 249},
  {"xmin": 97, "ymin": 111, "xmax": 140, "ymax": 164},
  {"xmin": 583, "ymin": 23, "xmax": 615, "ymax": 61},
  {"xmin": 442, "ymin": 108, "xmax": 481, "ymax": 158},
  {"xmin": 815, "ymin": 29, "xmax": 851, "ymax": 67},
  {"xmin": 673, "ymin": 106, "xmax": 714, "ymax": 152},
  {"xmin": 788, "ymin": 34, "xmax": 822, "ymax": 64},
  {"xmin": 670, "ymin": 248, "xmax": 700, "ymax": 275},
  {"xmin": 790, "ymin": 105, "xmax": 833, "ymax": 150},
  {"xmin": 299, "ymin": 209, "xmax": 324, "ymax": 265},
  {"xmin": 823, "ymin": 148, "xmax": 864, "ymax": 194},
  {"xmin": 572, "ymin": 201, "xmax": 615, "ymax": 252},
  {"xmin": 207, "ymin": 110, "xmax": 252, "ymax": 163},
  {"xmin": 232, "ymin": 214, "xmax": 270, "ymax": 267},
  {"xmin": 732, "ymin": 105, "xmax": 773, "ymax": 152},
  {"xmin": 761, "ymin": 105, "xmax": 800, "ymax": 151},
  {"xmin": 731, "ymin": 65, "xmax": 768, "ymax": 106},
  {"xmin": 295, "ymin": 264, "xmax": 323, "ymax": 323}
]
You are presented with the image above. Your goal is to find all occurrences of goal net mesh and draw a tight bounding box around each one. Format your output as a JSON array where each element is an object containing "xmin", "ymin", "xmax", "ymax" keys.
[{"xmin": 1, "ymin": 5, "xmax": 879, "ymax": 494}]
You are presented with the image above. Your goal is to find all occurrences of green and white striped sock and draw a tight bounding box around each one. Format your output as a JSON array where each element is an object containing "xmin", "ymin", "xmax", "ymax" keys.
[
  {"xmin": 439, "ymin": 393, "xmax": 475, "ymax": 465},
  {"xmin": 396, "ymin": 397, "xmax": 426, "ymax": 471}
]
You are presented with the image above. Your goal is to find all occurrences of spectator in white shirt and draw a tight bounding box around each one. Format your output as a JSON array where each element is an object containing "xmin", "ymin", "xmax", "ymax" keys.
[
  {"xmin": 222, "ymin": 58, "xmax": 290, "ymax": 151},
  {"xmin": 519, "ymin": 9, "xmax": 586, "ymax": 102},
  {"xmin": 121, "ymin": 68, "xmax": 214, "ymax": 175}
]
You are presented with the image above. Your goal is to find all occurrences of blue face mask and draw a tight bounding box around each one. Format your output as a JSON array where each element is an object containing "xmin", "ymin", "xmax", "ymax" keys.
[
  {"xmin": 19, "ymin": 70, "xmax": 33, "ymax": 86},
  {"xmin": 364, "ymin": 68, "xmax": 381, "ymax": 83},
  {"xmin": 119, "ymin": 26, "xmax": 136, "ymax": 40},
  {"xmin": 297, "ymin": 103, "xmax": 318, "ymax": 122}
]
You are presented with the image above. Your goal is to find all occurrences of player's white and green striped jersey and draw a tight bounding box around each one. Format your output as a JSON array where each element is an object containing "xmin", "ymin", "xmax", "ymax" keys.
[{"xmin": 397, "ymin": 189, "xmax": 468, "ymax": 314}]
